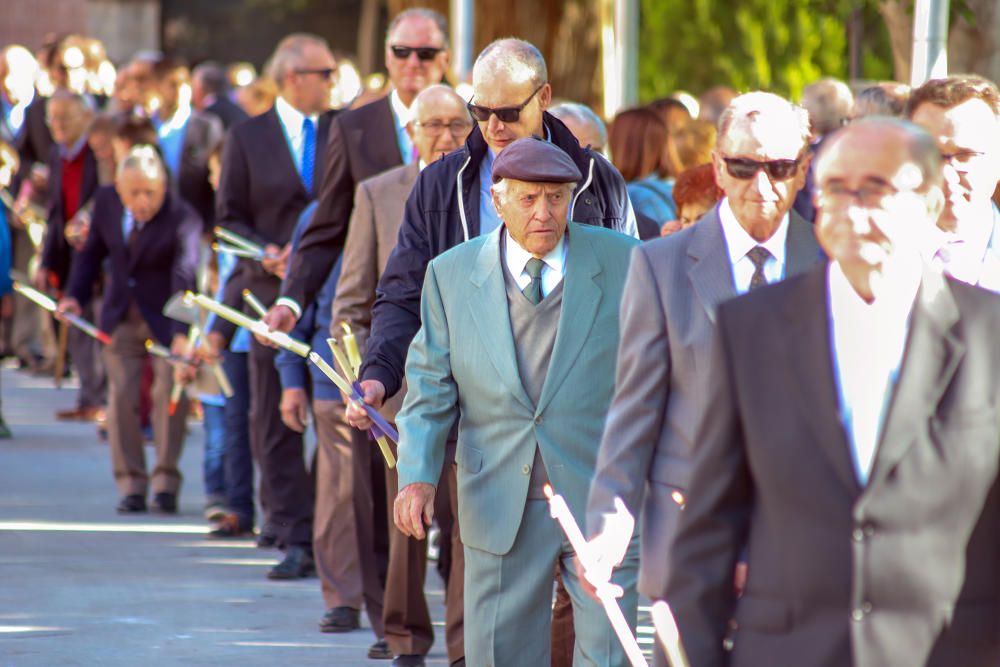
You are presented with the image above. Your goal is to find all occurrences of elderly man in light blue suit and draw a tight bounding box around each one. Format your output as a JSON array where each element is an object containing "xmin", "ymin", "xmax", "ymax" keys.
[{"xmin": 391, "ymin": 138, "xmax": 640, "ymax": 666}]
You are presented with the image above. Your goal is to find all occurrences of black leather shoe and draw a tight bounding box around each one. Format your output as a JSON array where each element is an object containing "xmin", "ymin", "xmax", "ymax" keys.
[
  {"xmin": 116, "ymin": 494, "xmax": 147, "ymax": 513},
  {"xmin": 318, "ymin": 605, "xmax": 360, "ymax": 632},
  {"xmin": 268, "ymin": 546, "xmax": 315, "ymax": 580},
  {"xmin": 392, "ymin": 655, "xmax": 426, "ymax": 667},
  {"xmin": 449, "ymin": 659, "xmax": 465, "ymax": 667},
  {"xmin": 367, "ymin": 638, "xmax": 392, "ymax": 659},
  {"xmin": 256, "ymin": 526, "xmax": 278, "ymax": 549},
  {"xmin": 152, "ymin": 492, "xmax": 177, "ymax": 514}
]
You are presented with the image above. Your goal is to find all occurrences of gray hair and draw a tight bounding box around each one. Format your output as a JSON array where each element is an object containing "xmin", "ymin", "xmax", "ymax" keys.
[
  {"xmin": 192, "ymin": 60, "xmax": 229, "ymax": 95},
  {"xmin": 819, "ymin": 116, "xmax": 942, "ymax": 189},
  {"xmin": 473, "ymin": 38, "xmax": 547, "ymax": 89},
  {"xmin": 116, "ymin": 144, "xmax": 166, "ymax": 182},
  {"xmin": 48, "ymin": 89, "xmax": 95, "ymax": 114},
  {"xmin": 386, "ymin": 8, "xmax": 449, "ymax": 48},
  {"xmin": 549, "ymin": 102, "xmax": 607, "ymax": 149},
  {"xmin": 717, "ymin": 91, "xmax": 811, "ymax": 151},
  {"xmin": 265, "ymin": 33, "xmax": 330, "ymax": 87},
  {"xmin": 801, "ymin": 78, "xmax": 854, "ymax": 136}
]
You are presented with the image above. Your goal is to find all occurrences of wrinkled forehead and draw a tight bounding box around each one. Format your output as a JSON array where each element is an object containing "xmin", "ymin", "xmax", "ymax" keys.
[
  {"xmin": 817, "ymin": 130, "xmax": 922, "ymax": 190},
  {"xmin": 719, "ymin": 113, "xmax": 806, "ymax": 159}
]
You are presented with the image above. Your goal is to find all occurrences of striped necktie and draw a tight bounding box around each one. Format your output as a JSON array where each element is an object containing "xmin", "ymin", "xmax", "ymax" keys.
[
  {"xmin": 746, "ymin": 246, "xmax": 772, "ymax": 291},
  {"xmin": 301, "ymin": 117, "xmax": 316, "ymax": 196}
]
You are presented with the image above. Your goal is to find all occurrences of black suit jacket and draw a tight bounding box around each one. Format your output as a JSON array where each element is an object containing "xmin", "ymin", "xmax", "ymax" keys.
[
  {"xmin": 12, "ymin": 95, "xmax": 53, "ymax": 191},
  {"xmin": 205, "ymin": 95, "xmax": 249, "ymax": 130},
  {"xmin": 281, "ymin": 94, "xmax": 403, "ymax": 308},
  {"xmin": 175, "ymin": 110, "xmax": 223, "ymax": 229},
  {"xmin": 41, "ymin": 143, "xmax": 98, "ymax": 290},
  {"xmin": 212, "ymin": 104, "xmax": 333, "ymax": 341},
  {"xmin": 665, "ymin": 265, "xmax": 1000, "ymax": 667},
  {"xmin": 67, "ymin": 186, "xmax": 200, "ymax": 345}
]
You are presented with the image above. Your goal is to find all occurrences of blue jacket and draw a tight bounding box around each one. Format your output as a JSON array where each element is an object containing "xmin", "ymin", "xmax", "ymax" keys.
[
  {"xmin": 361, "ymin": 111, "xmax": 637, "ymax": 398},
  {"xmin": 276, "ymin": 202, "xmax": 343, "ymax": 401}
]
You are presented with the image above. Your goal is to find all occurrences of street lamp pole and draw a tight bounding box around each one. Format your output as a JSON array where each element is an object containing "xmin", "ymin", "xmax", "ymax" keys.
[{"xmin": 910, "ymin": 0, "xmax": 950, "ymax": 86}]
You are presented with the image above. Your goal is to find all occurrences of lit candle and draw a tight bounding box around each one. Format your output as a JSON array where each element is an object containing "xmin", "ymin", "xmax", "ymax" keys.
[{"xmin": 651, "ymin": 601, "xmax": 690, "ymax": 667}]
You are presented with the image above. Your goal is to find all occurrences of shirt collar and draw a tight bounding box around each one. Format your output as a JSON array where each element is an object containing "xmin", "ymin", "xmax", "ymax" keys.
[
  {"xmin": 502, "ymin": 225, "xmax": 568, "ymax": 277},
  {"xmin": 718, "ymin": 197, "xmax": 789, "ymax": 266},
  {"xmin": 60, "ymin": 135, "xmax": 88, "ymax": 160},
  {"xmin": 828, "ymin": 257, "xmax": 920, "ymax": 324},
  {"xmin": 389, "ymin": 89, "xmax": 412, "ymax": 129},
  {"xmin": 275, "ymin": 95, "xmax": 317, "ymax": 137},
  {"xmin": 156, "ymin": 103, "xmax": 192, "ymax": 134}
]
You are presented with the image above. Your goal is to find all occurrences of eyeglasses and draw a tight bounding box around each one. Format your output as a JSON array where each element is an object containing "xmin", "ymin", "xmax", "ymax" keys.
[
  {"xmin": 940, "ymin": 149, "xmax": 987, "ymax": 167},
  {"xmin": 412, "ymin": 119, "xmax": 474, "ymax": 137},
  {"xmin": 467, "ymin": 83, "xmax": 545, "ymax": 124},
  {"xmin": 722, "ymin": 155, "xmax": 803, "ymax": 181},
  {"xmin": 815, "ymin": 181, "xmax": 903, "ymax": 209},
  {"xmin": 390, "ymin": 46, "xmax": 444, "ymax": 61},
  {"xmin": 294, "ymin": 68, "xmax": 336, "ymax": 80}
]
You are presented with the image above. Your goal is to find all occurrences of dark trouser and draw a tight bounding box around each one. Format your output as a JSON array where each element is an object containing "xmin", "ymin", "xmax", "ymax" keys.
[
  {"xmin": 350, "ymin": 425, "xmax": 389, "ymax": 637},
  {"xmin": 104, "ymin": 310, "xmax": 187, "ymax": 496},
  {"xmin": 248, "ymin": 339, "xmax": 312, "ymax": 548},
  {"xmin": 222, "ymin": 350, "xmax": 255, "ymax": 526},
  {"xmin": 551, "ymin": 569, "xmax": 576, "ymax": 667},
  {"xmin": 69, "ymin": 299, "xmax": 106, "ymax": 409},
  {"xmin": 383, "ymin": 454, "xmax": 465, "ymax": 661}
]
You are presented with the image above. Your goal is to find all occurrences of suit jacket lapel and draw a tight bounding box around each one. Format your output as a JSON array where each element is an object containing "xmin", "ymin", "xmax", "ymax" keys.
[
  {"xmin": 867, "ymin": 270, "xmax": 964, "ymax": 488},
  {"xmin": 785, "ymin": 211, "xmax": 823, "ymax": 277},
  {"xmin": 468, "ymin": 228, "xmax": 534, "ymax": 412},
  {"xmin": 688, "ymin": 209, "xmax": 737, "ymax": 322},
  {"xmin": 313, "ymin": 111, "xmax": 333, "ymax": 194},
  {"xmin": 535, "ymin": 224, "xmax": 602, "ymax": 415},
  {"xmin": 784, "ymin": 266, "xmax": 862, "ymax": 497}
]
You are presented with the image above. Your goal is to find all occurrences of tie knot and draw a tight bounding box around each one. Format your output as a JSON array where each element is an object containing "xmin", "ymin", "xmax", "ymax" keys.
[
  {"xmin": 525, "ymin": 257, "xmax": 545, "ymax": 279},
  {"xmin": 302, "ymin": 117, "xmax": 315, "ymax": 133},
  {"xmin": 746, "ymin": 246, "xmax": 771, "ymax": 270}
]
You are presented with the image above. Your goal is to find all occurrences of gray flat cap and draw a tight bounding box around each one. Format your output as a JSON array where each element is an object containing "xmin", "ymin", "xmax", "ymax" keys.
[{"xmin": 491, "ymin": 137, "xmax": 582, "ymax": 184}]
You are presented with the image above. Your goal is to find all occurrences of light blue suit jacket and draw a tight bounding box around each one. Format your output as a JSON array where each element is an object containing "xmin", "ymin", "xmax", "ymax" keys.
[{"xmin": 397, "ymin": 222, "xmax": 640, "ymax": 556}]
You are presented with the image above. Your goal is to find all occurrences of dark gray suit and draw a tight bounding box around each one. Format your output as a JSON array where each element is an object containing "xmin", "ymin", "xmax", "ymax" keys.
[
  {"xmin": 586, "ymin": 207, "xmax": 822, "ymax": 601},
  {"xmin": 666, "ymin": 266, "xmax": 1000, "ymax": 667}
]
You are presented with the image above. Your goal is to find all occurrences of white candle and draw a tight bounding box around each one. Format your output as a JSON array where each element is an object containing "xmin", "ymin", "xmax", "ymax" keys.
[{"xmin": 651, "ymin": 601, "xmax": 690, "ymax": 667}]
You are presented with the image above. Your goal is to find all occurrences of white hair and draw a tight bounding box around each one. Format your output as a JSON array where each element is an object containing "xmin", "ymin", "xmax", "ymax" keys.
[
  {"xmin": 717, "ymin": 91, "xmax": 811, "ymax": 151},
  {"xmin": 549, "ymin": 102, "xmax": 607, "ymax": 147},
  {"xmin": 116, "ymin": 144, "xmax": 165, "ymax": 182},
  {"xmin": 491, "ymin": 177, "xmax": 577, "ymax": 207}
]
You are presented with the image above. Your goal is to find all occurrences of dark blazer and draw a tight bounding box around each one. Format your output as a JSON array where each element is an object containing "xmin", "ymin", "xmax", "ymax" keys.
[
  {"xmin": 175, "ymin": 110, "xmax": 223, "ymax": 229},
  {"xmin": 205, "ymin": 95, "xmax": 249, "ymax": 130},
  {"xmin": 212, "ymin": 104, "xmax": 333, "ymax": 341},
  {"xmin": 281, "ymin": 94, "xmax": 403, "ymax": 309},
  {"xmin": 12, "ymin": 95, "xmax": 53, "ymax": 190},
  {"xmin": 360, "ymin": 112, "xmax": 636, "ymax": 398},
  {"xmin": 67, "ymin": 186, "xmax": 200, "ymax": 345},
  {"xmin": 41, "ymin": 143, "xmax": 98, "ymax": 290},
  {"xmin": 665, "ymin": 265, "xmax": 1000, "ymax": 667}
]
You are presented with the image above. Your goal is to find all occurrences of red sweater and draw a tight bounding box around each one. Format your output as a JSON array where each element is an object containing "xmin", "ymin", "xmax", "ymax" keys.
[{"xmin": 61, "ymin": 148, "xmax": 86, "ymax": 222}]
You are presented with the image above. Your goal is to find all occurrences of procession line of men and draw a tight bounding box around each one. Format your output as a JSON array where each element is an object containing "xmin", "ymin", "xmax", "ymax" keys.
[{"xmin": 6, "ymin": 8, "xmax": 999, "ymax": 666}]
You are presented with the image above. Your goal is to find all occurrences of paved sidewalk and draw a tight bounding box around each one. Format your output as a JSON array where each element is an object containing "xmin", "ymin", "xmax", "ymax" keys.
[{"xmin": 0, "ymin": 367, "xmax": 450, "ymax": 666}]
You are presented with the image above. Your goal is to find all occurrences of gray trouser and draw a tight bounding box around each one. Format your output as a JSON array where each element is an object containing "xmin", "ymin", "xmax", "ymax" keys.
[{"xmin": 69, "ymin": 299, "xmax": 106, "ymax": 409}]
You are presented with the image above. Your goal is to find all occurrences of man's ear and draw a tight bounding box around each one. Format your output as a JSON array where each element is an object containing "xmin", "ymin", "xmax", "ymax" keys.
[{"xmin": 925, "ymin": 184, "xmax": 946, "ymax": 222}]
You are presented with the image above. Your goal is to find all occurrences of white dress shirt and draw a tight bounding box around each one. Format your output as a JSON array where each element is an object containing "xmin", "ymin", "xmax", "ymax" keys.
[
  {"xmin": 274, "ymin": 95, "xmax": 319, "ymax": 169},
  {"xmin": 930, "ymin": 202, "xmax": 998, "ymax": 287},
  {"xmin": 718, "ymin": 198, "xmax": 790, "ymax": 294},
  {"xmin": 389, "ymin": 89, "xmax": 415, "ymax": 165},
  {"xmin": 503, "ymin": 228, "xmax": 567, "ymax": 300},
  {"xmin": 827, "ymin": 260, "xmax": 919, "ymax": 485}
]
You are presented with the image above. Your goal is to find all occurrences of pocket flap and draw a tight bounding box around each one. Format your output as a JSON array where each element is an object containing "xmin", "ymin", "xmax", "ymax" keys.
[{"xmin": 456, "ymin": 443, "xmax": 483, "ymax": 474}]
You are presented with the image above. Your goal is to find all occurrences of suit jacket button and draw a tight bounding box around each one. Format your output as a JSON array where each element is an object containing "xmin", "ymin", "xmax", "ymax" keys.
[
  {"xmin": 851, "ymin": 608, "xmax": 865, "ymax": 622},
  {"xmin": 862, "ymin": 601, "xmax": 873, "ymax": 614},
  {"xmin": 852, "ymin": 528, "xmax": 864, "ymax": 542},
  {"xmin": 522, "ymin": 464, "xmax": 530, "ymax": 475},
  {"xmin": 534, "ymin": 415, "xmax": 542, "ymax": 425}
]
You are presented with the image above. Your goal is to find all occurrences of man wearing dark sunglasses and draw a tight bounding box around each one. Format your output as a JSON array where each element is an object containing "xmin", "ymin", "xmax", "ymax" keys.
[
  {"xmin": 908, "ymin": 75, "xmax": 1000, "ymax": 293},
  {"xmin": 585, "ymin": 91, "xmax": 823, "ymax": 667}
]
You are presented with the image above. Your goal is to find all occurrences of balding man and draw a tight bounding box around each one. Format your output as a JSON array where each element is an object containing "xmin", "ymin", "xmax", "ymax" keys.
[
  {"xmin": 331, "ymin": 84, "xmax": 472, "ymax": 666},
  {"xmin": 586, "ymin": 91, "xmax": 821, "ymax": 667},
  {"xmin": 58, "ymin": 147, "xmax": 200, "ymax": 514},
  {"xmin": 204, "ymin": 33, "xmax": 336, "ymax": 578},
  {"xmin": 908, "ymin": 75, "xmax": 1000, "ymax": 291},
  {"xmin": 666, "ymin": 117, "xmax": 1000, "ymax": 666},
  {"xmin": 391, "ymin": 138, "xmax": 640, "ymax": 665},
  {"xmin": 794, "ymin": 78, "xmax": 854, "ymax": 223},
  {"xmin": 550, "ymin": 102, "xmax": 608, "ymax": 153},
  {"xmin": 191, "ymin": 61, "xmax": 249, "ymax": 130}
]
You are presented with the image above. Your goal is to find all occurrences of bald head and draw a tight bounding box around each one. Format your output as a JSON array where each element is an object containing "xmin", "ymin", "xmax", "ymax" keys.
[
  {"xmin": 410, "ymin": 83, "xmax": 465, "ymax": 120},
  {"xmin": 473, "ymin": 38, "xmax": 547, "ymax": 90},
  {"xmin": 407, "ymin": 84, "xmax": 473, "ymax": 164}
]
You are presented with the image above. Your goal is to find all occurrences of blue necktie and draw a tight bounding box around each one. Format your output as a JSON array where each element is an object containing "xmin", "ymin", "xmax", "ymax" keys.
[{"xmin": 301, "ymin": 117, "xmax": 316, "ymax": 196}]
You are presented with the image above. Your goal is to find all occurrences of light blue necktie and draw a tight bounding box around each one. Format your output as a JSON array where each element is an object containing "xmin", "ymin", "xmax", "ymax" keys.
[{"xmin": 301, "ymin": 117, "xmax": 316, "ymax": 196}]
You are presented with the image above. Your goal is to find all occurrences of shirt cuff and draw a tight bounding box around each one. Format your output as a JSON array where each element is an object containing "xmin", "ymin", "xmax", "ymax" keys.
[{"xmin": 275, "ymin": 296, "xmax": 302, "ymax": 320}]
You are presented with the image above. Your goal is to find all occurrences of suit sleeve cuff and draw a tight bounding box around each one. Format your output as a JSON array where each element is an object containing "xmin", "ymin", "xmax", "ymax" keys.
[
  {"xmin": 360, "ymin": 363, "xmax": 401, "ymax": 401},
  {"xmin": 275, "ymin": 297, "xmax": 302, "ymax": 320}
]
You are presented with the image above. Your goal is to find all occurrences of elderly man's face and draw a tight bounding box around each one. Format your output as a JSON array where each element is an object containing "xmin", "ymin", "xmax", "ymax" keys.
[
  {"xmin": 407, "ymin": 92, "xmax": 473, "ymax": 165},
  {"xmin": 814, "ymin": 126, "xmax": 941, "ymax": 273},
  {"xmin": 46, "ymin": 97, "xmax": 92, "ymax": 148},
  {"xmin": 288, "ymin": 43, "xmax": 336, "ymax": 115},
  {"xmin": 116, "ymin": 167, "xmax": 167, "ymax": 224},
  {"xmin": 493, "ymin": 179, "xmax": 571, "ymax": 257},
  {"xmin": 910, "ymin": 98, "xmax": 1000, "ymax": 237},
  {"xmin": 385, "ymin": 17, "xmax": 449, "ymax": 103},
  {"xmin": 712, "ymin": 116, "xmax": 808, "ymax": 240},
  {"xmin": 471, "ymin": 74, "xmax": 550, "ymax": 155}
]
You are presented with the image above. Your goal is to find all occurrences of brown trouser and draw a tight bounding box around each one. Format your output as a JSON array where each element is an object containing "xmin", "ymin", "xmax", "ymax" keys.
[
  {"xmin": 104, "ymin": 310, "xmax": 187, "ymax": 496},
  {"xmin": 383, "ymin": 454, "xmax": 465, "ymax": 661},
  {"xmin": 313, "ymin": 399, "xmax": 364, "ymax": 609}
]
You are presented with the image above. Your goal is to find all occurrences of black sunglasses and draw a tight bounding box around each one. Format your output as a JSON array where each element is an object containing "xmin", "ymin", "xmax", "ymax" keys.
[
  {"xmin": 467, "ymin": 83, "xmax": 546, "ymax": 124},
  {"xmin": 722, "ymin": 155, "xmax": 802, "ymax": 181},
  {"xmin": 390, "ymin": 45, "xmax": 443, "ymax": 61},
  {"xmin": 294, "ymin": 67, "xmax": 336, "ymax": 80}
]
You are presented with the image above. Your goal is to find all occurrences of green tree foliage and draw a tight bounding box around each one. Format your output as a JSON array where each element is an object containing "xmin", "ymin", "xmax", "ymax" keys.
[{"xmin": 638, "ymin": 0, "xmax": 890, "ymax": 102}]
